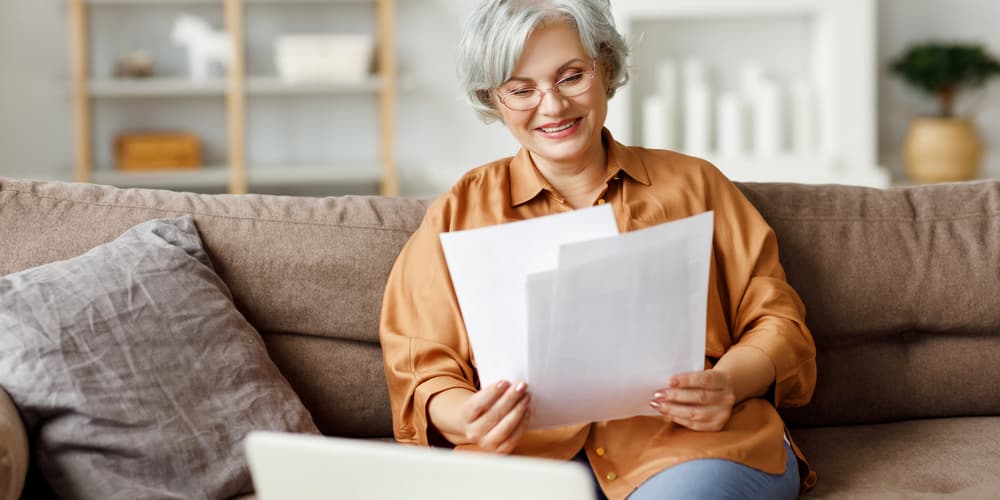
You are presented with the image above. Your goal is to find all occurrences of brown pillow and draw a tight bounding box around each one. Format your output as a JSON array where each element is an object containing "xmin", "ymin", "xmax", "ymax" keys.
[{"xmin": 0, "ymin": 216, "xmax": 319, "ymax": 500}]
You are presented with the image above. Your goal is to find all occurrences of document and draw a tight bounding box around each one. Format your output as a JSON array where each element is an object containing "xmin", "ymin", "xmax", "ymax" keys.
[{"xmin": 440, "ymin": 208, "xmax": 713, "ymax": 429}]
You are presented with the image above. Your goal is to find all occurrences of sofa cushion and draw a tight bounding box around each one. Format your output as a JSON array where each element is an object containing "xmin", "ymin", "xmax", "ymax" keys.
[
  {"xmin": 0, "ymin": 216, "xmax": 319, "ymax": 499},
  {"xmin": 793, "ymin": 417, "xmax": 1000, "ymax": 499}
]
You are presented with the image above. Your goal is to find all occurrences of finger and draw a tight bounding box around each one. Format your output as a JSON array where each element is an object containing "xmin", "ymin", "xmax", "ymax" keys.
[
  {"xmin": 470, "ymin": 381, "xmax": 528, "ymax": 439},
  {"xmin": 480, "ymin": 393, "xmax": 531, "ymax": 452},
  {"xmin": 494, "ymin": 397, "xmax": 533, "ymax": 454},
  {"xmin": 658, "ymin": 402, "xmax": 728, "ymax": 432},
  {"xmin": 654, "ymin": 387, "xmax": 720, "ymax": 406},
  {"xmin": 463, "ymin": 380, "xmax": 510, "ymax": 423},
  {"xmin": 669, "ymin": 370, "xmax": 713, "ymax": 389}
]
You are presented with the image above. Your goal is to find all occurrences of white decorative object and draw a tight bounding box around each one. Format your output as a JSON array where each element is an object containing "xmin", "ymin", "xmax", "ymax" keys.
[
  {"xmin": 752, "ymin": 78, "xmax": 783, "ymax": 157},
  {"xmin": 605, "ymin": 0, "xmax": 888, "ymax": 187},
  {"xmin": 275, "ymin": 34, "xmax": 375, "ymax": 84},
  {"xmin": 654, "ymin": 60, "xmax": 680, "ymax": 150},
  {"xmin": 716, "ymin": 92, "xmax": 745, "ymax": 157},
  {"xmin": 790, "ymin": 79, "xmax": 817, "ymax": 154},
  {"xmin": 642, "ymin": 95, "xmax": 667, "ymax": 149},
  {"xmin": 683, "ymin": 80, "xmax": 712, "ymax": 157},
  {"xmin": 171, "ymin": 14, "xmax": 230, "ymax": 82}
]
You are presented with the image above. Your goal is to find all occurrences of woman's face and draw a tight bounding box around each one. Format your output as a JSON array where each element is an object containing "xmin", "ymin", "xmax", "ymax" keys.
[{"xmin": 495, "ymin": 20, "xmax": 608, "ymax": 169}]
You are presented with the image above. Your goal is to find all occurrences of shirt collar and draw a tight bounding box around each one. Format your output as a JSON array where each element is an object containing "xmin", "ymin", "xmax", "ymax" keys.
[{"xmin": 509, "ymin": 128, "xmax": 651, "ymax": 207}]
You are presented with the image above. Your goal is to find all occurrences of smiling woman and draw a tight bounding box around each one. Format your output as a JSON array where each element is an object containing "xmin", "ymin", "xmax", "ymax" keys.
[{"xmin": 379, "ymin": 1, "xmax": 817, "ymax": 499}]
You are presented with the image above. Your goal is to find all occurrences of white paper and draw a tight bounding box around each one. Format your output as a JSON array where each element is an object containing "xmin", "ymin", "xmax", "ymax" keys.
[
  {"xmin": 441, "ymin": 208, "xmax": 714, "ymax": 430},
  {"xmin": 438, "ymin": 205, "xmax": 618, "ymax": 386},
  {"xmin": 528, "ymin": 212, "xmax": 713, "ymax": 428}
]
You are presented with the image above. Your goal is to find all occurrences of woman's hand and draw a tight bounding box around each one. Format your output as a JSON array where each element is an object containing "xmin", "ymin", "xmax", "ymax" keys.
[
  {"xmin": 458, "ymin": 380, "xmax": 532, "ymax": 454},
  {"xmin": 649, "ymin": 370, "xmax": 737, "ymax": 432}
]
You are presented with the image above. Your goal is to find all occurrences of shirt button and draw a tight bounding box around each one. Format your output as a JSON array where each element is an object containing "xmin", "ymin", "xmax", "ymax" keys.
[
  {"xmin": 606, "ymin": 472, "xmax": 618, "ymax": 481},
  {"xmin": 596, "ymin": 199, "xmax": 606, "ymax": 205},
  {"xmin": 596, "ymin": 447, "xmax": 606, "ymax": 457}
]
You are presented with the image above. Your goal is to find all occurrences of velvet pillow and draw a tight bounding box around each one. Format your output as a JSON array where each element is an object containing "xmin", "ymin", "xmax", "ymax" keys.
[{"xmin": 0, "ymin": 216, "xmax": 319, "ymax": 500}]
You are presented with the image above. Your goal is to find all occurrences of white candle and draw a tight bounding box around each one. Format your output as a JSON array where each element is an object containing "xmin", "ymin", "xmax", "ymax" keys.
[
  {"xmin": 790, "ymin": 79, "xmax": 817, "ymax": 154},
  {"xmin": 642, "ymin": 94, "xmax": 668, "ymax": 150},
  {"xmin": 716, "ymin": 92, "xmax": 745, "ymax": 157},
  {"xmin": 655, "ymin": 60, "xmax": 680, "ymax": 150},
  {"xmin": 753, "ymin": 78, "xmax": 783, "ymax": 157},
  {"xmin": 684, "ymin": 81, "xmax": 712, "ymax": 157}
]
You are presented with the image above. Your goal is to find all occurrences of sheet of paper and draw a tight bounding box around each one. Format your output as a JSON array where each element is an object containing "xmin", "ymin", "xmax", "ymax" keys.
[
  {"xmin": 527, "ymin": 211, "xmax": 714, "ymax": 428},
  {"xmin": 438, "ymin": 205, "xmax": 618, "ymax": 386}
]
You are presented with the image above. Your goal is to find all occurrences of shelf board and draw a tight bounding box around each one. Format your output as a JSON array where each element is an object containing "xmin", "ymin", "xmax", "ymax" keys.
[
  {"xmin": 90, "ymin": 165, "xmax": 380, "ymax": 189},
  {"xmin": 86, "ymin": 0, "xmax": 381, "ymax": 4},
  {"xmin": 92, "ymin": 166, "xmax": 230, "ymax": 189},
  {"xmin": 246, "ymin": 76, "xmax": 382, "ymax": 95},
  {"xmin": 89, "ymin": 78, "xmax": 226, "ymax": 97},
  {"xmin": 248, "ymin": 165, "xmax": 381, "ymax": 185},
  {"xmin": 87, "ymin": 77, "xmax": 381, "ymax": 97}
]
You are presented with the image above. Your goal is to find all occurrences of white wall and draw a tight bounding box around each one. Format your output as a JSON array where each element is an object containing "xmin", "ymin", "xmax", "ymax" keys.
[{"xmin": 2, "ymin": 0, "xmax": 1000, "ymax": 195}]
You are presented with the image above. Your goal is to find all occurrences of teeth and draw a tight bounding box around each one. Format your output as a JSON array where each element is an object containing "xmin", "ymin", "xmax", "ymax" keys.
[{"xmin": 540, "ymin": 120, "xmax": 576, "ymax": 133}]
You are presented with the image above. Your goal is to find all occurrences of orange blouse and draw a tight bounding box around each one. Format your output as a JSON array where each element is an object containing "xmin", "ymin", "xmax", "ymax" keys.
[{"xmin": 379, "ymin": 129, "xmax": 818, "ymax": 499}]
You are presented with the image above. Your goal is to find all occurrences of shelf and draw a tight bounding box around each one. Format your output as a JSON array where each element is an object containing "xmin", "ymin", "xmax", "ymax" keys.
[
  {"xmin": 88, "ymin": 77, "xmax": 382, "ymax": 97},
  {"xmin": 92, "ymin": 167, "xmax": 230, "ymax": 189},
  {"xmin": 90, "ymin": 165, "xmax": 380, "ymax": 189},
  {"xmin": 86, "ymin": 0, "xmax": 380, "ymax": 5},
  {"xmin": 89, "ymin": 78, "xmax": 227, "ymax": 97},
  {"xmin": 245, "ymin": 76, "xmax": 382, "ymax": 95},
  {"xmin": 705, "ymin": 154, "xmax": 891, "ymax": 187}
]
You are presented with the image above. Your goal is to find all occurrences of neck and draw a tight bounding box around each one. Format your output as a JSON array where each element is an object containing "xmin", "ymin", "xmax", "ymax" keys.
[{"xmin": 530, "ymin": 142, "xmax": 607, "ymax": 208}]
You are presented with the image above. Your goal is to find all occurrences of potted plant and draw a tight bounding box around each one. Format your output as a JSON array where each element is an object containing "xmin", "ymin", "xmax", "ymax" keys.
[{"xmin": 889, "ymin": 42, "xmax": 1000, "ymax": 183}]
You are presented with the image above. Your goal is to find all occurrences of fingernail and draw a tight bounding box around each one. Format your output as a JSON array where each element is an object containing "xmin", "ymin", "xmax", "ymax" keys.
[
  {"xmin": 653, "ymin": 392, "xmax": 664, "ymax": 400},
  {"xmin": 496, "ymin": 380, "xmax": 509, "ymax": 390},
  {"xmin": 515, "ymin": 381, "xmax": 527, "ymax": 392},
  {"xmin": 649, "ymin": 400, "xmax": 661, "ymax": 409}
]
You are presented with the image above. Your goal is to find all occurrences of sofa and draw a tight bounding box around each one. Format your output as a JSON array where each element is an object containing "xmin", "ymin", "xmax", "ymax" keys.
[{"xmin": 1, "ymin": 175, "xmax": 998, "ymax": 499}]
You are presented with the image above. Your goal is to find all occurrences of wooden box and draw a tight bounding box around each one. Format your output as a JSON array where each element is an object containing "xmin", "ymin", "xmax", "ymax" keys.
[{"xmin": 115, "ymin": 132, "xmax": 202, "ymax": 170}]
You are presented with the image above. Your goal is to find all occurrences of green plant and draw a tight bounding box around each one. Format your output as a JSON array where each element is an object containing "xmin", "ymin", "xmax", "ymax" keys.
[{"xmin": 889, "ymin": 42, "xmax": 1000, "ymax": 117}]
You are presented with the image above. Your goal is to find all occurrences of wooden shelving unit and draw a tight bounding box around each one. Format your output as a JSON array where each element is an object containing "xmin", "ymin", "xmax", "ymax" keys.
[{"xmin": 68, "ymin": 0, "xmax": 398, "ymax": 195}]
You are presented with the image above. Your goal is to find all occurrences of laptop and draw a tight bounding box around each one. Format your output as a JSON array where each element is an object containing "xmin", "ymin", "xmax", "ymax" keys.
[{"xmin": 245, "ymin": 431, "xmax": 597, "ymax": 500}]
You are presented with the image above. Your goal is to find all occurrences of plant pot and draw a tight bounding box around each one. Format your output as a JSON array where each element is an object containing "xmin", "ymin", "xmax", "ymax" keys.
[{"xmin": 902, "ymin": 117, "xmax": 983, "ymax": 183}]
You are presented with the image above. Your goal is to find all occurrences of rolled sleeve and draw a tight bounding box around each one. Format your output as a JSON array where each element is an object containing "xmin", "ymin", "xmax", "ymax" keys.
[{"xmin": 380, "ymin": 195, "xmax": 479, "ymax": 446}]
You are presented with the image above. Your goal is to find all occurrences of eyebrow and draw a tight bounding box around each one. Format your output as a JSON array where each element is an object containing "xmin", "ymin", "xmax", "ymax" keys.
[{"xmin": 506, "ymin": 58, "xmax": 587, "ymax": 83}]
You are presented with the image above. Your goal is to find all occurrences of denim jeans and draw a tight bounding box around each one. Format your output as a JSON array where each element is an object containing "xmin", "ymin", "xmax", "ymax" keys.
[{"xmin": 574, "ymin": 441, "xmax": 800, "ymax": 500}]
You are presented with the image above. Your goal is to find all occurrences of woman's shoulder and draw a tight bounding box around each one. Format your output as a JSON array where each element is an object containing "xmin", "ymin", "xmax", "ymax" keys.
[{"xmin": 421, "ymin": 156, "xmax": 515, "ymax": 230}]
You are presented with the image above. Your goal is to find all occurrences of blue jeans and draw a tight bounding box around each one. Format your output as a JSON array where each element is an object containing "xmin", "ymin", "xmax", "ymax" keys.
[{"xmin": 574, "ymin": 441, "xmax": 800, "ymax": 500}]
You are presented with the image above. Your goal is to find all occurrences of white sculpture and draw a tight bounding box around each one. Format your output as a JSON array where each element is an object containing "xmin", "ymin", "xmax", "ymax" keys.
[{"xmin": 171, "ymin": 14, "xmax": 230, "ymax": 81}]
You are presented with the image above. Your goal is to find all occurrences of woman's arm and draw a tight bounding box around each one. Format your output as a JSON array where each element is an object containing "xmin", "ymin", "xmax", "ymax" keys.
[{"xmin": 427, "ymin": 381, "xmax": 532, "ymax": 453}]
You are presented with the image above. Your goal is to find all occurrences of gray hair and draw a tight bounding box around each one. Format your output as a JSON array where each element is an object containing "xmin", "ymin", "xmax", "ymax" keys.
[{"xmin": 457, "ymin": 0, "xmax": 630, "ymax": 123}]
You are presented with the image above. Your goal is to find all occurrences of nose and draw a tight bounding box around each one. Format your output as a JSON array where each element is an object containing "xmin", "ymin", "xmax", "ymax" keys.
[{"xmin": 536, "ymin": 88, "xmax": 569, "ymax": 115}]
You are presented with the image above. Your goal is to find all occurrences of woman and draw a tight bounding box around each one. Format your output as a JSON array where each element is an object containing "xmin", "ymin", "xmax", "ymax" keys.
[{"xmin": 380, "ymin": 1, "xmax": 817, "ymax": 498}]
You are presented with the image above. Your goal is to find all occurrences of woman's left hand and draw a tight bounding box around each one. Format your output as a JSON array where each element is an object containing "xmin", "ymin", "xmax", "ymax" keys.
[{"xmin": 648, "ymin": 369, "xmax": 737, "ymax": 432}]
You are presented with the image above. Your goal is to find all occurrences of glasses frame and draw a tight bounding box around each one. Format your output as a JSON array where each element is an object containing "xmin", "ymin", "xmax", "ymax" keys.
[{"xmin": 494, "ymin": 60, "xmax": 598, "ymax": 112}]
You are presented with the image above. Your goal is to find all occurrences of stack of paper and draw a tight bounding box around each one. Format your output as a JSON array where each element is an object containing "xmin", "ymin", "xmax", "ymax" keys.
[{"xmin": 440, "ymin": 206, "xmax": 713, "ymax": 429}]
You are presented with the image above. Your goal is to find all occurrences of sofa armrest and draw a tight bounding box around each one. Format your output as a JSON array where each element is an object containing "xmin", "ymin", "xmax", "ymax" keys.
[{"xmin": 0, "ymin": 387, "xmax": 28, "ymax": 500}]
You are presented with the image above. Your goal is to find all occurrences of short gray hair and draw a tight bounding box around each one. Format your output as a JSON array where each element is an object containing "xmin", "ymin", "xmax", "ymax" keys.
[{"xmin": 457, "ymin": 0, "xmax": 630, "ymax": 123}]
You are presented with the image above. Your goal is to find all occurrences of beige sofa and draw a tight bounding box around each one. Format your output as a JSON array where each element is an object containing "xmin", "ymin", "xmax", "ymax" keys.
[{"xmin": 1, "ymin": 176, "xmax": 999, "ymax": 499}]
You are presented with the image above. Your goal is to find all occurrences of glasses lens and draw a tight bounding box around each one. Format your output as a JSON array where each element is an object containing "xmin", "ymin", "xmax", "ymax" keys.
[
  {"xmin": 503, "ymin": 90, "xmax": 541, "ymax": 111},
  {"xmin": 556, "ymin": 71, "xmax": 592, "ymax": 97}
]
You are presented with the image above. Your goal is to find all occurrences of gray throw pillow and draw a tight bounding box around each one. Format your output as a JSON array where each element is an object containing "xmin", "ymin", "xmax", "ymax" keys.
[{"xmin": 0, "ymin": 216, "xmax": 319, "ymax": 500}]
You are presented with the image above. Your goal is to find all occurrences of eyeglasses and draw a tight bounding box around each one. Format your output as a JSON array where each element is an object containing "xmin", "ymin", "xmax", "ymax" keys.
[{"xmin": 494, "ymin": 60, "xmax": 597, "ymax": 111}]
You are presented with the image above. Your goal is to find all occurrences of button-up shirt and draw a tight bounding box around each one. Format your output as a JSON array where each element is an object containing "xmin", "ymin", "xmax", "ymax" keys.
[{"xmin": 379, "ymin": 129, "xmax": 818, "ymax": 499}]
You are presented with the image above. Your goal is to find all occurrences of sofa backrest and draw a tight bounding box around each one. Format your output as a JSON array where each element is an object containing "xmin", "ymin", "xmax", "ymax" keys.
[
  {"xmin": 739, "ymin": 181, "xmax": 1000, "ymax": 427},
  {"xmin": 0, "ymin": 177, "xmax": 427, "ymax": 437},
  {"xmin": 3, "ymin": 177, "xmax": 999, "ymax": 435}
]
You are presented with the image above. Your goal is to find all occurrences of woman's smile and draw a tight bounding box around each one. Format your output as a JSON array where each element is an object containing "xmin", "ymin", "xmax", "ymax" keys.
[{"xmin": 536, "ymin": 117, "xmax": 581, "ymax": 138}]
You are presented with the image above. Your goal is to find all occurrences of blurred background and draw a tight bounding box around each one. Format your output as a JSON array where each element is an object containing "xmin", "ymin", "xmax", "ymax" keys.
[{"xmin": 1, "ymin": 0, "xmax": 999, "ymax": 197}]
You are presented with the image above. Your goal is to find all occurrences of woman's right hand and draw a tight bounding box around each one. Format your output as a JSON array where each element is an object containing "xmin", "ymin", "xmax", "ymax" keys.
[{"xmin": 458, "ymin": 380, "xmax": 532, "ymax": 454}]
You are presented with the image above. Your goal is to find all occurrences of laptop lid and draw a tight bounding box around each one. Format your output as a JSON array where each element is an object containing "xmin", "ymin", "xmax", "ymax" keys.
[{"xmin": 245, "ymin": 431, "xmax": 597, "ymax": 500}]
